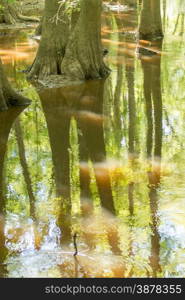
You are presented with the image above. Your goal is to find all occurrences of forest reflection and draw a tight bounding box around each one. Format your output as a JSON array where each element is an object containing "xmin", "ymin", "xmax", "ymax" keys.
[
  {"xmin": 39, "ymin": 80, "xmax": 122, "ymax": 257},
  {"xmin": 0, "ymin": 0, "xmax": 185, "ymax": 278},
  {"xmin": 0, "ymin": 107, "xmax": 26, "ymax": 276}
]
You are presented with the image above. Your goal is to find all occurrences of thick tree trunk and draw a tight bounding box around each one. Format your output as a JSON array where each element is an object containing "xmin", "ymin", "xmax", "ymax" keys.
[
  {"xmin": 0, "ymin": 58, "xmax": 31, "ymax": 111},
  {"xmin": 0, "ymin": 0, "xmax": 39, "ymax": 24},
  {"xmin": 61, "ymin": 0, "xmax": 110, "ymax": 80},
  {"xmin": 28, "ymin": 0, "xmax": 69, "ymax": 79},
  {"xmin": 139, "ymin": 0, "xmax": 163, "ymax": 40}
]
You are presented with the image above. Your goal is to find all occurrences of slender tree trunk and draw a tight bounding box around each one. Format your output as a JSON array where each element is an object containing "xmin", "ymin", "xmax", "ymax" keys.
[
  {"xmin": 61, "ymin": 0, "xmax": 109, "ymax": 80},
  {"xmin": 0, "ymin": 58, "xmax": 31, "ymax": 111},
  {"xmin": 14, "ymin": 118, "xmax": 36, "ymax": 219},
  {"xmin": 142, "ymin": 61, "xmax": 153, "ymax": 158},
  {"xmin": 28, "ymin": 0, "xmax": 69, "ymax": 79},
  {"xmin": 148, "ymin": 183, "xmax": 161, "ymax": 277}
]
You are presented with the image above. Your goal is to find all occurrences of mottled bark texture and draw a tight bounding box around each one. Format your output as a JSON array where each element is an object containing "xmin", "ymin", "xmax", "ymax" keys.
[
  {"xmin": 0, "ymin": 0, "xmax": 39, "ymax": 24},
  {"xmin": 0, "ymin": 58, "xmax": 31, "ymax": 111},
  {"xmin": 61, "ymin": 0, "xmax": 110, "ymax": 80},
  {"xmin": 28, "ymin": 0, "xmax": 69, "ymax": 79},
  {"xmin": 139, "ymin": 0, "xmax": 163, "ymax": 40}
]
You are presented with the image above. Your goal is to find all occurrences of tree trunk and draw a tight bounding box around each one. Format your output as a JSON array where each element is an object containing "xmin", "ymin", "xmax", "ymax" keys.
[
  {"xmin": 0, "ymin": 0, "xmax": 39, "ymax": 24},
  {"xmin": 28, "ymin": 0, "xmax": 69, "ymax": 79},
  {"xmin": 139, "ymin": 0, "xmax": 163, "ymax": 40},
  {"xmin": 61, "ymin": 0, "xmax": 110, "ymax": 80},
  {"xmin": 0, "ymin": 58, "xmax": 31, "ymax": 111}
]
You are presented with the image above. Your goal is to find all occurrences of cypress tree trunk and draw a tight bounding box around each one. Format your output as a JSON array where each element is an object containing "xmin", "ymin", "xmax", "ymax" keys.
[
  {"xmin": 139, "ymin": 0, "xmax": 163, "ymax": 40},
  {"xmin": 0, "ymin": 58, "xmax": 31, "ymax": 111},
  {"xmin": 61, "ymin": 0, "xmax": 110, "ymax": 80},
  {"xmin": 28, "ymin": 0, "xmax": 69, "ymax": 79}
]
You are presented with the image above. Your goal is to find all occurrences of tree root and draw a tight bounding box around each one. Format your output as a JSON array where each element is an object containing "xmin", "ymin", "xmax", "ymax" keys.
[{"xmin": 16, "ymin": 13, "xmax": 40, "ymax": 23}]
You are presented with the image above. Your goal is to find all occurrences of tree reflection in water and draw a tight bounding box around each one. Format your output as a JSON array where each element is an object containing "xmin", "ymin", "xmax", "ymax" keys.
[
  {"xmin": 0, "ymin": 107, "xmax": 26, "ymax": 277},
  {"xmin": 0, "ymin": 0, "xmax": 185, "ymax": 278}
]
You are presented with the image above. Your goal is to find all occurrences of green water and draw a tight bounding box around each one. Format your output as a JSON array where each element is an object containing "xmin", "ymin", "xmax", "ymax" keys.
[{"xmin": 0, "ymin": 2, "xmax": 185, "ymax": 278}]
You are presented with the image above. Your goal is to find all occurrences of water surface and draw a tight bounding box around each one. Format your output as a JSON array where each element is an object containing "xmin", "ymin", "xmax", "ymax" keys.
[{"xmin": 0, "ymin": 2, "xmax": 185, "ymax": 277}]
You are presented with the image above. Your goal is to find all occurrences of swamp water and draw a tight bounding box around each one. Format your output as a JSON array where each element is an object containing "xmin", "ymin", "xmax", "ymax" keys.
[{"xmin": 0, "ymin": 2, "xmax": 185, "ymax": 277}]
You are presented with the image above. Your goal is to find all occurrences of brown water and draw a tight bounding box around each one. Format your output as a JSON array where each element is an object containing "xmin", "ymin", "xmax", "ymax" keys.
[{"xmin": 0, "ymin": 3, "xmax": 185, "ymax": 278}]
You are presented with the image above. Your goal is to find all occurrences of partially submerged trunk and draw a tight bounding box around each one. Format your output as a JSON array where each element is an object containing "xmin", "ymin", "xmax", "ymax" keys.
[
  {"xmin": 0, "ymin": 0, "xmax": 39, "ymax": 24},
  {"xmin": 61, "ymin": 0, "xmax": 109, "ymax": 80},
  {"xmin": 28, "ymin": 0, "xmax": 69, "ymax": 79},
  {"xmin": 139, "ymin": 0, "xmax": 163, "ymax": 40},
  {"xmin": 0, "ymin": 58, "xmax": 31, "ymax": 111}
]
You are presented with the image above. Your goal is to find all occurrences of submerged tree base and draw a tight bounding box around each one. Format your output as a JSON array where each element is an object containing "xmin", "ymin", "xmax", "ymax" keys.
[
  {"xmin": 28, "ymin": 0, "xmax": 69, "ymax": 80},
  {"xmin": 29, "ymin": 0, "xmax": 109, "ymax": 81},
  {"xmin": 138, "ymin": 31, "xmax": 164, "ymax": 41}
]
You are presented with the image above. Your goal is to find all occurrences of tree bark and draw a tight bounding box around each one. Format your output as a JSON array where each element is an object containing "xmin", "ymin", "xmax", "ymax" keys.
[
  {"xmin": 0, "ymin": 58, "xmax": 31, "ymax": 111},
  {"xmin": 61, "ymin": 0, "xmax": 110, "ymax": 80},
  {"xmin": 0, "ymin": 0, "xmax": 39, "ymax": 24},
  {"xmin": 28, "ymin": 0, "xmax": 69, "ymax": 79},
  {"xmin": 139, "ymin": 0, "xmax": 163, "ymax": 40}
]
